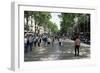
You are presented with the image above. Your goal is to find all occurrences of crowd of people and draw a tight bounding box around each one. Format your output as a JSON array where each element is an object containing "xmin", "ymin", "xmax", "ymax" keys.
[
  {"xmin": 24, "ymin": 32, "xmax": 81, "ymax": 56},
  {"xmin": 24, "ymin": 33, "xmax": 63, "ymax": 53}
]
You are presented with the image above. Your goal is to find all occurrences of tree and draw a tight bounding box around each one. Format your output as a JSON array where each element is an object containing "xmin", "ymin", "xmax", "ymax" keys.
[
  {"xmin": 59, "ymin": 13, "xmax": 77, "ymax": 34},
  {"xmin": 47, "ymin": 21, "xmax": 58, "ymax": 34},
  {"xmin": 59, "ymin": 13, "xmax": 90, "ymax": 35},
  {"xmin": 32, "ymin": 12, "xmax": 51, "ymax": 34}
]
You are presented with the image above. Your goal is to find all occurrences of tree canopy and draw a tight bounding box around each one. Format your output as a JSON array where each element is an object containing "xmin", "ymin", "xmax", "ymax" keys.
[{"xmin": 59, "ymin": 13, "xmax": 90, "ymax": 34}]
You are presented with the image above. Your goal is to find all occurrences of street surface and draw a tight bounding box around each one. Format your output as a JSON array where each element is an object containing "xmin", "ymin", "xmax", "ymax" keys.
[{"xmin": 24, "ymin": 39, "xmax": 90, "ymax": 61}]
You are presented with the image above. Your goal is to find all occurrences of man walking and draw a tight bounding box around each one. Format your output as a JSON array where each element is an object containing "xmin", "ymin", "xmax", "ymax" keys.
[
  {"xmin": 75, "ymin": 35, "xmax": 80, "ymax": 56},
  {"xmin": 29, "ymin": 35, "xmax": 33, "ymax": 52}
]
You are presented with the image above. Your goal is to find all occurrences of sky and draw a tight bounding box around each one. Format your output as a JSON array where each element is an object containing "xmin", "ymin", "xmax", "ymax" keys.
[{"xmin": 50, "ymin": 13, "xmax": 61, "ymax": 30}]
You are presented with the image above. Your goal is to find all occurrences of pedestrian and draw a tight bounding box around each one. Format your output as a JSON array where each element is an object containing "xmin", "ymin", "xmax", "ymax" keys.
[
  {"xmin": 24, "ymin": 35, "xmax": 28, "ymax": 53},
  {"xmin": 57, "ymin": 36, "xmax": 59, "ymax": 41},
  {"xmin": 27, "ymin": 35, "xmax": 30, "ymax": 52},
  {"xmin": 51, "ymin": 36, "xmax": 55, "ymax": 46},
  {"xmin": 43, "ymin": 35, "xmax": 47, "ymax": 46},
  {"xmin": 74, "ymin": 35, "xmax": 81, "ymax": 56},
  {"xmin": 34, "ymin": 35, "xmax": 38, "ymax": 47},
  {"xmin": 38, "ymin": 36, "xmax": 42, "ymax": 47},
  {"xmin": 47, "ymin": 37, "xmax": 51, "ymax": 45},
  {"xmin": 59, "ymin": 37, "xmax": 63, "ymax": 46},
  {"xmin": 29, "ymin": 35, "xmax": 33, "ymax": 51}
]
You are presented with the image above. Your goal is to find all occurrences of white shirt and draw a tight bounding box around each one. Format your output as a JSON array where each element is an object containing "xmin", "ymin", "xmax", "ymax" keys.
[
  {"xmin": 29, "ymin": 36, "xmax": 33, "ymax": 43},
  {"xmin": 24, "ymin": 38, "xmax": 27, "ymax": 44},
  {"xmin": 59, "ymin": 38, "xmax": 62, "ymax": 42},
  {"xmin": 48, "ymin": 38, "xmax": 51, "ymax": 42}
]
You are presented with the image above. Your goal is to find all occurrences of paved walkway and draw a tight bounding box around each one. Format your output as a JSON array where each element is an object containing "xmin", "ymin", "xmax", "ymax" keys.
[
  {"xmin": 64, "ymin": 39, "xmax": 90, "ymax": 47},
  {"xmin": 24, "ymin": 39, "xmax": 90, "ymax": 61}
]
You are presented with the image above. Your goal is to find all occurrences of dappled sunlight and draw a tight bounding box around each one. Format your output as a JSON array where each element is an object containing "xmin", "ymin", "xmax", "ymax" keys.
[
  {"xmin": 25, "ymin": 39, "xmax": 90, "ymax": 61},
  {"xmin": 24, "ymin": 11, "xmax": 90, "ymax": 62}
]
